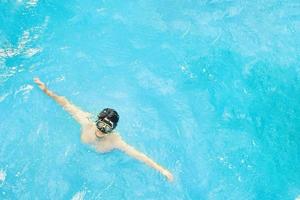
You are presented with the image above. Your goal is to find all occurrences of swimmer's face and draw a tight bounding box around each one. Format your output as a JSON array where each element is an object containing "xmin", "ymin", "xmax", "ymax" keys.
[{"xmin": 96, "ymin": 118, "xmax": 113, "ymax": 133}]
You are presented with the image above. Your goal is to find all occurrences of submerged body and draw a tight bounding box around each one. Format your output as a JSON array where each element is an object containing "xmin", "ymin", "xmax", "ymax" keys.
[
  {"xmin": 33, "ymin": 78, "xmax": 173, "ymax": 182},
  {"xmin": 81, "ymin": 122, "xmax": 118, "ymax": 152}
]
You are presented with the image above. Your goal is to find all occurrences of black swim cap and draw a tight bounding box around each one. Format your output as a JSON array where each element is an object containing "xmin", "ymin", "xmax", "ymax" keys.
[{"xmin": 97, "ymin": 108, "xmax": 119, "ymax": 130}]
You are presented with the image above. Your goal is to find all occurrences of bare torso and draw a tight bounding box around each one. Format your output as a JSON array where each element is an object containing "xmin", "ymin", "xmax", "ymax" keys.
[{"xmin": 80, "ymin": 122, "xmax": 122, "ymax": 153}]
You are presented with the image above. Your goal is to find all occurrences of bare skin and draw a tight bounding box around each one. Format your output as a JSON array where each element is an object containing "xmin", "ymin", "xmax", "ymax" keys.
[{"xmin": 33, "ymin": 78, "xmax": 174, "ymax": 182}]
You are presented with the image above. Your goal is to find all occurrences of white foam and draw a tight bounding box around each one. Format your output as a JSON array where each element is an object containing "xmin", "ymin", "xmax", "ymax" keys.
[
  {"xmin": 1, "ymin": 28, "xmax": 43, "ymax": 60},
  {"xmin": 18, "ymin": 31, "xmax": 31, "ymax": 50},
  {"xmin": 26, "ymin": 0, "xmax": 38, "ymax": 8},
  {"xmin": 0, "ymin": 48, "xmax": 16, "ymax": 58},
  {"xmin": 71, "ymin": 191, "xmax": 86, "ymax": 200},
  {"xmin": 295, "ymin": 195, "xmax": 300, "ymax": 200},
  {"xmin": 0, "ymin": 93, "xmax": 9, "ymax": 103},
  {"xmin": 24, "ymin": 48, "xmax": 42, "ymax": 57},
  {"xmin": 15, "ymin": 84, "xmax": 34, "ymax": 96},
  {"xmin": 0, "ymin": 170, "xmax": 6, "ymax": 182}
]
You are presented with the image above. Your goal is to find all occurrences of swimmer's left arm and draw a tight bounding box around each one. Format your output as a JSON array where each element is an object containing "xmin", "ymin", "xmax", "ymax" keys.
[{"xmin": 115, "ymin": 140, "xmax": 174, "ymax": 182}]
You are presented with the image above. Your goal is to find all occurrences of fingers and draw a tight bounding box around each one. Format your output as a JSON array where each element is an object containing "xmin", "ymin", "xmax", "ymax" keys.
[
  {"xmin": 33, "ymin": 77, "xmax": 44, "ymax": 85},
  {"xmin": 167, "ymin": 173, "xmax": 174, "ymax": 182},
  {"xmin": 33, "ymin": 77, "xmax": 41, "ymax": 83},
  {"xmin": 33, "ymin": 77, "xmax": 46, "ymax": 90},
  {"xmin": 34, "ymin": 78, "xmax": 39, "ymax": 84},
  {"xmin": 163, "ymin": 170, "xmax": 174, "ymax": 182}
]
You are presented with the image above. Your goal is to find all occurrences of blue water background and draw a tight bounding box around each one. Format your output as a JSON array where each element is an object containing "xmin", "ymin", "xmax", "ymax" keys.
[{"xmin": 0, "ymin": 0, "xmax": 300, "ymax": 199}]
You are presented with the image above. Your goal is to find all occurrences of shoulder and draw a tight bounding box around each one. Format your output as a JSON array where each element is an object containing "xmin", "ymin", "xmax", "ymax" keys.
[
  {"xmin": 106, "ymin": 132, "xmax": 121, "ymax": 141},
  {"xmin": 81, "ymin": 123, "xmax": 96, "ymax": 142},
  {"xmin": 81, "ymin": 121, "xmax": 95, "ymax": 130},
  {"xmin": 107, "ymin": 132, "xmax": 125, "ymax": 147}
]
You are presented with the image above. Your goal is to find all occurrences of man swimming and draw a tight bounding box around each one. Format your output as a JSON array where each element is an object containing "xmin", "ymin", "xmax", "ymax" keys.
[{"xmin": 33, "ymin": 78, "xmax": 174, "ymax": 182}]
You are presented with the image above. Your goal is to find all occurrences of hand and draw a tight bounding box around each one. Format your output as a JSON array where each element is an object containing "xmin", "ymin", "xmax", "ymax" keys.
[
  {"xmin": 163, "ymin": 170, "xmax": 174, "ymax": 182},
  {"xmin": 33, "ymin": 77, "xmax": 46, "ymax": 90}
]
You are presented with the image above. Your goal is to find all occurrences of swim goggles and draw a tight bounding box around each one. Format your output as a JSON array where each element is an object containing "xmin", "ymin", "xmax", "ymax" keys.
[{"xmin": 96, "ymin": 117, "xmax": 114, "ymax": 134}]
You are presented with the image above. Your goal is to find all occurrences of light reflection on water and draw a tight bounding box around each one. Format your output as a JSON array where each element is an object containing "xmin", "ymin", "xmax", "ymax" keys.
[{"xmin": 0, "ymin": 0, "xmax": 299, "ymax": 199}]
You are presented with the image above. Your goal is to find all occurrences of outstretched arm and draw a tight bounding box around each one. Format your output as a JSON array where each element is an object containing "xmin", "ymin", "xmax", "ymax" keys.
[
  {"xmin": 33, "ymin": 77, "xmax": 91, "ymax": 126},
  {"xmin": 116, "ymin": 140, "xmax": 174, "ymax": 182}
]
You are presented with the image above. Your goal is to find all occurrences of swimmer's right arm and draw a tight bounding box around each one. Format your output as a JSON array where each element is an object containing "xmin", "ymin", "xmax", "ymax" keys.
[{"xmin": 33, "ymin": 77, "xmax": 91, "ymax": 125}]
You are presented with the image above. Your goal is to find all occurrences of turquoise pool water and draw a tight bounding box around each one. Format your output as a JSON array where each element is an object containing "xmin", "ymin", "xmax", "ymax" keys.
[{"xmin": 0, "ymin": 0, "xmax": 299, "ymax": 199}]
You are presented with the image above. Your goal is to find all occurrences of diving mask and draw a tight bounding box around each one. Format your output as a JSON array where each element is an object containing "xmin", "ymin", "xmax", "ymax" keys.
[{"xmin": 96, "ymin": 117, "xmax": 114, "ymax": 134}]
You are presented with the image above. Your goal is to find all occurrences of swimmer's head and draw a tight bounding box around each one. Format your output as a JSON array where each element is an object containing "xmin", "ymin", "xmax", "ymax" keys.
[{"xmin": 96, "ymin": 108, "xmax": 119, "ymax": 134}]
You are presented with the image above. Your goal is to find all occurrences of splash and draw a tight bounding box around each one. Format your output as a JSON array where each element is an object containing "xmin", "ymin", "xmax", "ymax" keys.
[{"xmin": 0, "ymin": 30, "xmax": 42, "ymax": 59}]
